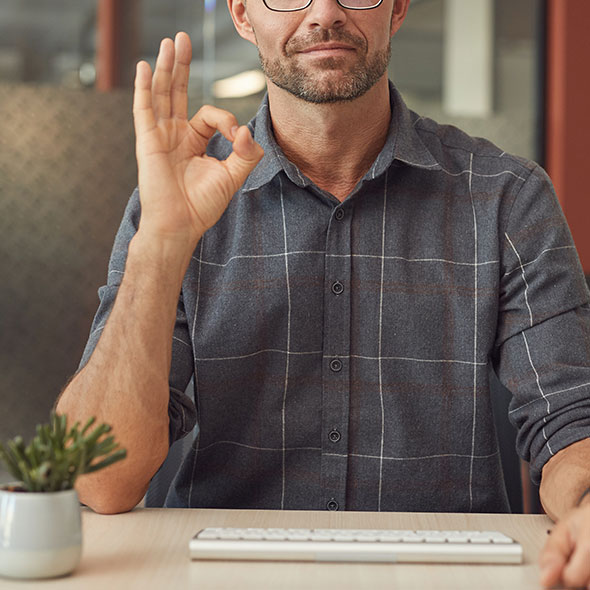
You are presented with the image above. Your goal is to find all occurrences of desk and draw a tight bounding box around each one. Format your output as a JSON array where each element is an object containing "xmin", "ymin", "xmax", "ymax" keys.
[{"xmin": 2, "ymin": 508, "xmax": 550, "ymax": 589}]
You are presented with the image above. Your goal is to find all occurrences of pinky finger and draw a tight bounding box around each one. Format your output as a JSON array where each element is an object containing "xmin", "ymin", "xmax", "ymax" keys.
[{"xmin": 133, "ymin": 61, "xmax": 156, "ymax": 134}]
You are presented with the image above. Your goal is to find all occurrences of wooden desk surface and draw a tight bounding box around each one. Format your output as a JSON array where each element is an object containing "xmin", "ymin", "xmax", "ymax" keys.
[{"xmin": 2, "ymin": 508, "xmax": 551, "ymax": 589}]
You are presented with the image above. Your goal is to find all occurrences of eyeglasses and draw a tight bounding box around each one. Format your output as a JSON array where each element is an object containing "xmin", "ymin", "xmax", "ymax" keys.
[{"xmin": 262, "ymin": 0, "xmax": 384, "ymax": 12}]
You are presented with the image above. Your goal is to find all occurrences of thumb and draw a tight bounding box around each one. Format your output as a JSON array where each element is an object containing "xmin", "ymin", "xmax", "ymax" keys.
[{"xmin": 224, "ymin": 126, "xmax": 264, "ymax": 189}]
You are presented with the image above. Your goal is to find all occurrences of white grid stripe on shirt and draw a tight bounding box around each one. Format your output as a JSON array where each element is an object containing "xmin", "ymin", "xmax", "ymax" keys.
[
  {"xmin": 429, "ymin": 163, "xmax": 526, "ymax": 182},
  {"xmin": 189, "ymin": 239, "xmax": 206, "ymax": 507},
  {"xmin": 406, "ymin": 128, "xmax": 528, "ymax": 182},
  {"xmin": 194, "ymin": 349, "xmax": 323, "ymax": 362},
  {"xmin": 504, "ymin": 246, "xmax": 575, "ymax": 277},
  {"xmin": 191, "ymin": 250, "xmax": 500, "ymax": 269},
  {"xmin": 173, "ymin": 336, "xmax": 191, "ymax": 348},
  {"xmin": 509, "ymin": 380, "xmax": 590, "ymax": 414},
  {"xmin": 522, "ymin": 332, "xmax": 554, "ymax": 456},
  {"xmin": 325, "ymin": 450, "xmax": 499, "ymax": 462},
  {"xmin": 191, "ymin": 250, "xmax": 325, "ymax": 268},
  {"xmin": 505, "ymin": 232, "xmax": 534, "ymax": 327},
  {"xmin": 191, "ymin": 349, "xmax": 486, "ymax": 365},
  {"xmin": 468, "ymin": 153, "xmax": 478, "ymax": 513},
  {"xmin": 506, "ymin": 231, "xmax": 554, "ymax": 453},
  {"xmin": 346, "ymin": 354, "xmax": 486, "ymax": 366},
  {"xmin": 377, "ymin": 171, "xmax": 388, "ymax": 512},
  {"xmin": 279, "ymin": 177, "xmax": 293, "ymax": 510},
  {"xmin": 394, "ymin": 158, "xmax": 440, "ymax": 169},
  {"xmin": 194, "ymin": 443, "xmax": 499, "ymax": 462},
  {"xmin": 327, "ymin": 253, "xmax": 499, "ymax": 267},
  {"xmin": 197, "ymin": 440, "xmax": 322, "ymax": 454}
]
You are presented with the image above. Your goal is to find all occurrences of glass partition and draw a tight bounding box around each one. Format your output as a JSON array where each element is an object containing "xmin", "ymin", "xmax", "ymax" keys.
[{"xmin": 1, "ymin": 0, "xmax": 544, "ymax": 160}]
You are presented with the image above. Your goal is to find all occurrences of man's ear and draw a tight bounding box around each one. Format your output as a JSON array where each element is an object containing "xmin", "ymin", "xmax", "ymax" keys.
[
  {"xmin": 390, "ymin": 0, "xmax": 410, "ymax": 39},
  {"xmin": 227, "ymin": 0, "xmax": 257, "ymax": 45}
]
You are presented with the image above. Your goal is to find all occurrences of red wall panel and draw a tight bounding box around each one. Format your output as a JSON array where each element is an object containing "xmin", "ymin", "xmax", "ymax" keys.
[{"xmin": 546, "ymin": 0, "xmax": 590, "ymax": 273}]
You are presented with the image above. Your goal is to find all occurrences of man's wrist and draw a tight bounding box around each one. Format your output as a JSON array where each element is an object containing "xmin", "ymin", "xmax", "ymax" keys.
[{"xmin": 129, "ymin": 230, "xmax": 197, "ymax": 279}]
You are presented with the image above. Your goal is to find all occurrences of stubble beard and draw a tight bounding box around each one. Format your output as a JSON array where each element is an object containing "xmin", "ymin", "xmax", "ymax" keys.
[{"xmin": 256, "ymin": 29, "xmax": 391, "ymax": 104}]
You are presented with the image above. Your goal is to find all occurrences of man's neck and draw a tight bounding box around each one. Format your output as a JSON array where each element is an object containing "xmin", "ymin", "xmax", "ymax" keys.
[{"xmin": 267, "ymin": 77, "xmax": 392, "ymax": 202}]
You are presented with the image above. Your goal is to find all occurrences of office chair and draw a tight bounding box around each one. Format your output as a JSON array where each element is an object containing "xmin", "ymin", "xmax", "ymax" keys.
[
  {"xmin": 145, "ymin": 380, "xmax": 198, "ymax": 507},
  {"xmin": 489, "ymin": 367, "xmax": 523, "ymax": 513}
]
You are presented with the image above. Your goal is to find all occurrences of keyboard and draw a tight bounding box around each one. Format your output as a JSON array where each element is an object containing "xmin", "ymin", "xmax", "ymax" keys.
[{"xmin": 189, "ymin": 527, "xmax": 523, "ymax": 564}]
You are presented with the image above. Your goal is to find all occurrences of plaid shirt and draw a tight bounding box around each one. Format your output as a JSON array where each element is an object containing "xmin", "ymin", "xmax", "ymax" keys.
[{"xmin": 81, "ymin": 83, "xmax": 590, "ymax": 513}]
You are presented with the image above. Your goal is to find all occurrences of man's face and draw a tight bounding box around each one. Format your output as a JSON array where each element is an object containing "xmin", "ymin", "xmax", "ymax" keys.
[{"xmin": 231, "ymin": 0, "xmax": 402, "ymax": 104}]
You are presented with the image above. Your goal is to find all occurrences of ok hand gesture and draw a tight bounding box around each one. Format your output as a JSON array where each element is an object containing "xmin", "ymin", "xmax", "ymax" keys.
[{"xmin": 133, "ymin": 32, "xmax": 264, "ymax": 251}]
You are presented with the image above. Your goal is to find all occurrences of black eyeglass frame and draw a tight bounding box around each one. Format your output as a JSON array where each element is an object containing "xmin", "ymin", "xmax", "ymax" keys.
[{"xmin": 262, "ymin": 0, "xmax": 384, "ymax": 12}]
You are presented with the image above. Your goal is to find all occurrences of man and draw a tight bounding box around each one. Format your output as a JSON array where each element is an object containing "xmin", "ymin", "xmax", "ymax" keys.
[{"xmin": 56, "ymin": 0, "xmax": 590, "ymax": 586}]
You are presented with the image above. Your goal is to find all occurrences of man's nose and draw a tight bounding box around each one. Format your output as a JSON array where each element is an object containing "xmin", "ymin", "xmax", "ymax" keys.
[{"xmin": 303, "ymin": 0, "xmax": 348, "ymax": 29}]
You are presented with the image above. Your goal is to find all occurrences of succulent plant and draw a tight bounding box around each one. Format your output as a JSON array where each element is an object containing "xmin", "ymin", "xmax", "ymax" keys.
[{"xmin": 0, "ymin": 413, "xmax": 126, "ymax": 492}]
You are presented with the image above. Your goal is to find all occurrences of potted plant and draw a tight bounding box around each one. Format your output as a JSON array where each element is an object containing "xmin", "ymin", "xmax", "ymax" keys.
[{"xmin": 0, "ymin": 413, "xmax": 126, "ymax": 579}]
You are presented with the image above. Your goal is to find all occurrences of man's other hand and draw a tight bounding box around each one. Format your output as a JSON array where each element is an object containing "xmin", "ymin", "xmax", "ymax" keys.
[
  {"xmin": 540, "ymin": 503, "xmax": 590, "ymax": 588},
  {"xmin": 133, "ymin": 32, "xmax": 264, "ymax": 250}
]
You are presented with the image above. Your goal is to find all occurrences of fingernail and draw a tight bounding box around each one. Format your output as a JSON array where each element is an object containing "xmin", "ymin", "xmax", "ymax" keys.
[{"xmin": 230, "ymin": 126, "xmax": 238, "ymax": 140}]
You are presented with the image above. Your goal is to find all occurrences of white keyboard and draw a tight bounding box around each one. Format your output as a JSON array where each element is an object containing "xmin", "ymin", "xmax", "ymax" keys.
[{"xmin": 189, "ymin": 527, "xmax": 523, "ymax": 564}]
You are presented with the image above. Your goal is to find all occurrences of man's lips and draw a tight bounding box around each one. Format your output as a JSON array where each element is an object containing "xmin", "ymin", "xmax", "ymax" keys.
[{"xmin": 297, "ymin": 43, "xmax": 357, "ymax": 55}]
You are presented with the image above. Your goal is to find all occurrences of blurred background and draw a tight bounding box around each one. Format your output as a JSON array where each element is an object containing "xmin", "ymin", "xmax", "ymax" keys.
[{"xmin": 1, "ymin": 0, "xmax": 588, "ymax": 513}]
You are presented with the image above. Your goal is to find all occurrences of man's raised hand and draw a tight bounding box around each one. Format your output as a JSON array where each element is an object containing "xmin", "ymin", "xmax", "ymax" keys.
[{"xmin": 132, "ymin": 32, "xmax": 264, "ymax": 250}]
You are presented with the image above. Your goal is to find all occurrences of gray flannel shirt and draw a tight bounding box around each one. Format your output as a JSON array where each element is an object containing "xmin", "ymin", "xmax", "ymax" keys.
[{"xmin": 81, "ymin": 83, "xmax": 590, "ymax": 513}]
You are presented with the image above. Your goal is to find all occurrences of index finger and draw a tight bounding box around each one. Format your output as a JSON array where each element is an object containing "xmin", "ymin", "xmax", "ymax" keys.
[{"xmin": 189, "ymin": 105, "xmax": 239, "ymax": 145}]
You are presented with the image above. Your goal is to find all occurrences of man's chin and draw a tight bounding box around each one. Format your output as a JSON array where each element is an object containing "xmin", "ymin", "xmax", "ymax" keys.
[
  {"xmin": 289, "ymin": 83, "xmax": 373, "ymax": 104},
  {"xmin": 262, "ymin": 54, "xmax": 389, "ymax": 104}
]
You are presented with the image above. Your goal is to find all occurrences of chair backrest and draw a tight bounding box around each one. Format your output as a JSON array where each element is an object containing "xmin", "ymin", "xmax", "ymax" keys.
[
  {"xmin": 489, "ymin": 367, "xmax": 523, "ymax": 513},
  {"xmin": 0, "ymin": 83, "xmax": 135, "ymax": 467},
  {"xmin": 145, "ymin": 381, "xmax": 198, "ymax": 507}
]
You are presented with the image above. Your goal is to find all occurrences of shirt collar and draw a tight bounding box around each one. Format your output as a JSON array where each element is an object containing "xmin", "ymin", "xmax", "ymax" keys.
[
  {"xmin": 370, "ymin": 83, "xmax": 442, "ymax": 178},
  {"xmin": 242, "ymin": 81, "xmax": 441, "ymax": 193}
]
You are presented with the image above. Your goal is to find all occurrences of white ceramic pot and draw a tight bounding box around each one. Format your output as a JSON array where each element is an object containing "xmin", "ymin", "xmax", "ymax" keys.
[{"xmin": 0, "ymin": 486, "xmax": 82, "ymax": 579}]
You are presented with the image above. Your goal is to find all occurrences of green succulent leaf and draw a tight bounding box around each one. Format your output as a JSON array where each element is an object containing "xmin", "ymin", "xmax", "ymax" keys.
[{"xmin": 0, "ymin": 412, "xmax": 126, "ymax": 493}]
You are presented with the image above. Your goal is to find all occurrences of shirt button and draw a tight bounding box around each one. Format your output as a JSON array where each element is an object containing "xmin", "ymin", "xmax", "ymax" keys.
[
  {"xmin": 330, "ymin": 358, "xmax": 343, "ymax": 372},
  {"xmin": 334, "ymin": 208, "xmax": 345, "ymax": 221},
  {"xmin": 329, "ymin": 429, "xmax": 341, "ymax": 443},
  {"xmin": 326, "ymin": 499, "xmax": 339, "ymax": 511},
  {"xmin": 332, "ymin": 281, "xmax": 344, "ymax": 295}
]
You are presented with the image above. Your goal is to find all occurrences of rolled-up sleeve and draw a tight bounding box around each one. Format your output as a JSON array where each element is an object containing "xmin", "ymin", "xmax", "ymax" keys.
[
  {"xmin": 78, "ymin": 188, "xmax": 197, "ymax": 446},
  {"xmin": 494, "ymin": 165, "xmax": 590, "ymax": 483}
]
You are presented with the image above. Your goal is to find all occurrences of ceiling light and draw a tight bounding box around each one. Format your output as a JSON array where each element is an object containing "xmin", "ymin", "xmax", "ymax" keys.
[{"xmin": 212, "ymin": 70, "xmax": 266, "ymax": 99}]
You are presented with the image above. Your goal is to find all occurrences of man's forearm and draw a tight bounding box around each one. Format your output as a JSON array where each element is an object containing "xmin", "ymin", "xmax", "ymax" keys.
[
  {"xmin": 539, "ymin": 437, "xmax": 590, "ymax": 520},
  {"xmin": 56, "ymin": 231, "xmax": 196, "ymax": 514}
]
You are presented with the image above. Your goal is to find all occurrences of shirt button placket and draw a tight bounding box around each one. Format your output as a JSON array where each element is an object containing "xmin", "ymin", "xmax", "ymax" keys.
[{"xmin": 320, "ymin": 204, "xmax": 352, "ymax": 513}]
